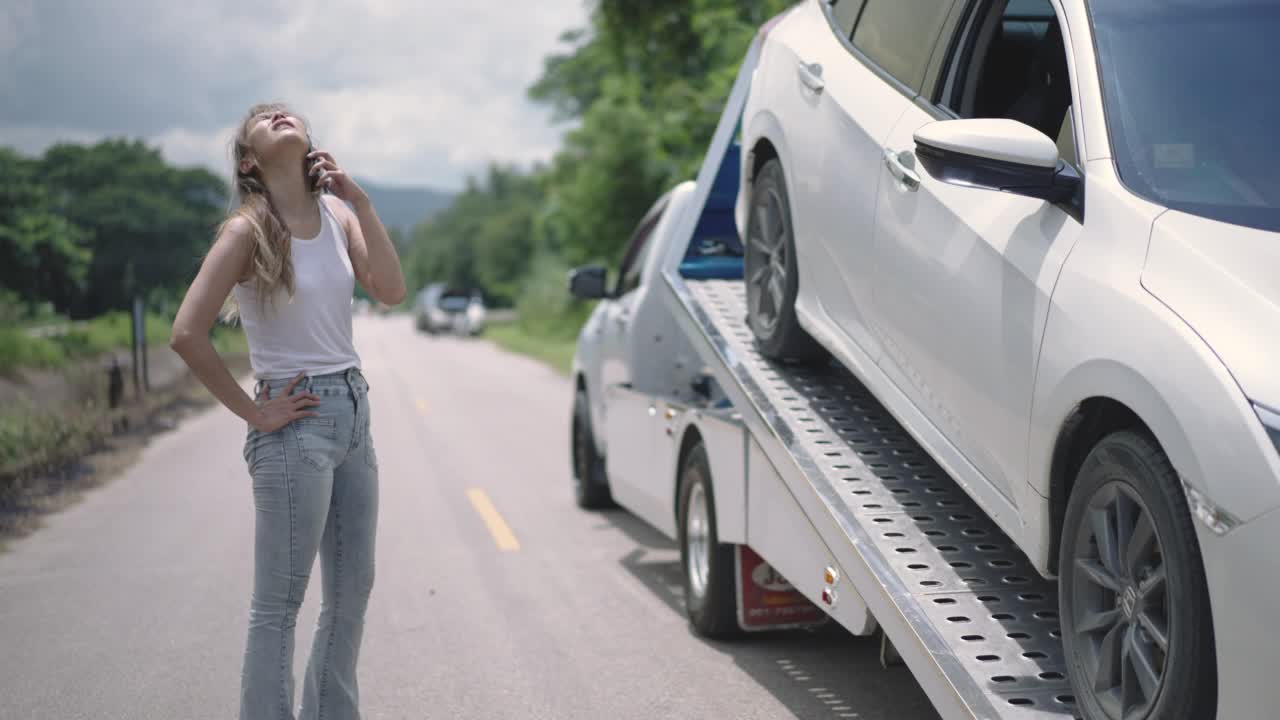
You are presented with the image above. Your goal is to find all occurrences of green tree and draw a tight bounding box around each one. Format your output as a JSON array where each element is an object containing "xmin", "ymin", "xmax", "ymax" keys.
[
  {"xmin": 0, "ymin": 148, "xmax": 94, "ymax": 312},
  {"xmin": 37, "ymin": 139, "xmax": 226, "ymax": 316},
  {"xmin": 403, "ymin": 0, "xmax": 792, "ymax": 331}
]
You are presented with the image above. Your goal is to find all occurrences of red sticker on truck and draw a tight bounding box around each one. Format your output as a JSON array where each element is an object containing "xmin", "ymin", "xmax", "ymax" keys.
[{"xmin": 735, "ymin": 545, "xmax": 827, "ymax": 631}]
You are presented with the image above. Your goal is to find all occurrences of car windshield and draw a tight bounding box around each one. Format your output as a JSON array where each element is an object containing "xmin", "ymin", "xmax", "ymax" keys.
[
  {"xmin": 439, "ymin": 296, "xmax": 470, "ymax": 312},
  {"xmin": 1089, "ymin": 0, "xmax": 1280, "ymax": 231}
]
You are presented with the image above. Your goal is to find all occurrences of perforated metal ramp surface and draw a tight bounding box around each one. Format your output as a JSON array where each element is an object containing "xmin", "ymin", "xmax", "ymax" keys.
[{"xmin": 678, "ymin": 279, "xmax": 1082, "ymax": 720}]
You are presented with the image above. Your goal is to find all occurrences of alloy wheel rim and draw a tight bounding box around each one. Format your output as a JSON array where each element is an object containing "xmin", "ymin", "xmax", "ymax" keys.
[
  {"xmin": 686, "ymin": 482, "xmax": 711, "ymax": 601},
  {"xmin": 1070, "ymin": 481, "xmax": 1170, "ymax": 720},
  {"xmin": 747, "ymin": 187, "xmax": 788, "ymax": 337}
]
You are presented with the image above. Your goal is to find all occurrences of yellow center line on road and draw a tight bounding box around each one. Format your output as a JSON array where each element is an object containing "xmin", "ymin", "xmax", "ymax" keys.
[{"xmin": 465, "ymin": 489, "xmax": 521, "ymax": 552}]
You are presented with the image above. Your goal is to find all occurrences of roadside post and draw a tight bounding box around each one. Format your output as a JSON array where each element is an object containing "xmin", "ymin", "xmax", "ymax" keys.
[{"xmin": 131, "ymin": 296, "xmax": 149, "ymax": 396}]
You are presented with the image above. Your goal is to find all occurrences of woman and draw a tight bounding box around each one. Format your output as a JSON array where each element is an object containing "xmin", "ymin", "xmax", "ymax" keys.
[{"xmin": 170, "ymin": 103, "xmax": 405, "ymax": 720}]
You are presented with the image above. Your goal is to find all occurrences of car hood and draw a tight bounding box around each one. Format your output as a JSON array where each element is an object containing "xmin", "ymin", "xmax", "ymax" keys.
[{"xmin": 1142, "ymin": 209, "xmax": 1280, "ymax": 407}]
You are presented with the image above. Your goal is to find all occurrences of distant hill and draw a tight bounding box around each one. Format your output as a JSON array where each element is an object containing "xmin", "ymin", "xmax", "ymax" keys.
[{"xmin": 355, "ymin": 179, "xmax": 454, "ymax": 237}]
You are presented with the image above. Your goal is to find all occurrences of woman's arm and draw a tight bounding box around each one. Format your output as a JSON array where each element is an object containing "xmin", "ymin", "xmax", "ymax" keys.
[
  {"xmin": 309, "ymin": 149, "xmax": 407, "ymax": 305},
  {"xmin": 170, "ymin": 217, "xmax": 319, "ymax": 431}
]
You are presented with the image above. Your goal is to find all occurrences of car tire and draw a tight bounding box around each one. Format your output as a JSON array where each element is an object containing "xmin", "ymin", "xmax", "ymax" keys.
[
  {"xmin": 1059, "ymin": 430, "xmax": 1216, "ymax": 720},
  {"xmin": 744, "ymin": 158, "xmax": 824, "ymax": 363},
  {"xmin": 678, "ymin": 441, "xmax": 739, "ymax": 638},
  {"xmin": 572, "ymin": 388, "xmax": 614, "ymax": 509}
]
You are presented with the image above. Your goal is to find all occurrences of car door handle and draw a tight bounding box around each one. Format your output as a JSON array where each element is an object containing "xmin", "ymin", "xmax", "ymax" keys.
[
  {"xmin": 883, "ymin": 148, "xmax": 920, "ymax": 191},
  {"xmin": 796, "ymin": 60, "xmax": 825, "ymax": 93}
]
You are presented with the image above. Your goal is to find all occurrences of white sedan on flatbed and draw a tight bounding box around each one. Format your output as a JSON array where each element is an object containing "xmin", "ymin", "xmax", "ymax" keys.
[{"xmin": 739, "ymin": 0, "xmax": 1280, "ymax": 718}]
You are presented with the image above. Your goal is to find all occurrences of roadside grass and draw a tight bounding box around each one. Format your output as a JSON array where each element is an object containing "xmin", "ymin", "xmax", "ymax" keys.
[
  {"xmin": 0, "ymin": 398, "xmax": 103, "ymax": 478},
  {"xmin": 484, "ymin": 320, "xmax": 577, "ymax": 375},
  {"xmin": 0, "ymin": 312, "xmax": 173, "ymax": 374},
  {"xmin": 0, "ymin": 322, "xmax": 248, "ymax": 475},
  {"xmin": 0, "ymin": 341, "xmax": 251, "ymax": 548}
]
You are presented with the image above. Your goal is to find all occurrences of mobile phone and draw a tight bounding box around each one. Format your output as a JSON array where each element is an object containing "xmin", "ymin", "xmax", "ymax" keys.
[{"xmin": 305, "ymin": 139, "xmax": 325, "ymax": 194}]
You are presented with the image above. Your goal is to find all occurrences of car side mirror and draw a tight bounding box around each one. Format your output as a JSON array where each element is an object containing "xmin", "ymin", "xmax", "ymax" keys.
[
  {"xmin": 569, "ymin": 264, "xmax": 609, "ymax": 300},
  {"xmin": 913, "ymin": 118, "xmax": 1080, "ymax": 204}
]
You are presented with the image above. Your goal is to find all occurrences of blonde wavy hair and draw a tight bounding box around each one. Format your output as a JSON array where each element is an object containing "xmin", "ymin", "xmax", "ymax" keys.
[{"xmin": 220, "ymin": 102, "xmax": 319, "ymax": 319}]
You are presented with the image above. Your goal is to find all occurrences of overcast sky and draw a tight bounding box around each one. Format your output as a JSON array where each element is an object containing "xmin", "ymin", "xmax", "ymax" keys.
[{"xmin": 0, "ymin": 0, "xmax": 588, "ymax": 191}]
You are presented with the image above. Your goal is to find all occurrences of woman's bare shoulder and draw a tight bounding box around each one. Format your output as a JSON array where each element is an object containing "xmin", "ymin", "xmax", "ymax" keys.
[{"xmin": 212, "ymin": 215, "xmax": 256, "ymax": 283}]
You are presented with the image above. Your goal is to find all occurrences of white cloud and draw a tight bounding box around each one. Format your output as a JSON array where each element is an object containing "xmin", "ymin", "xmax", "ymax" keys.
[
  {"xmin": 0, "ymin": 0, "xmax": 587, "ymax": 190},
  {"xmin": 151, "ymin": 125, "xmax": 239, "ymax": 174},
  {"xmin": 0, "ymin": 0, "xmax": 36, "ymax": 96}
]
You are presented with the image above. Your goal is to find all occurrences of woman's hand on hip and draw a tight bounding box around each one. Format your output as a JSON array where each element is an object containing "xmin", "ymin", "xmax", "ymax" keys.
[
  {"xmin": 307, "ymin": 149, "xmax": 369, "ymax": 209},
  {"xmin": 253, "ymin": 372, "xmax": 321, "ymax": 433}
]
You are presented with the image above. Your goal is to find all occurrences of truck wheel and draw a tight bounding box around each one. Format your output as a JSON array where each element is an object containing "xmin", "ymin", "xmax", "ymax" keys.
[
  {"xmin": 1059, "ymin": 431, "xmax": 1216, "ymax": 720},
  {"xmin": 572, "ymin": 389, "xmax": 614, "ymax": 509},
  {"xmin": 678, "ymin": 441, "xmax": 738, "ymax": 637},
  {"xmin": 744, "ymin": 158, "xmax": 824, "ymax": 363}
]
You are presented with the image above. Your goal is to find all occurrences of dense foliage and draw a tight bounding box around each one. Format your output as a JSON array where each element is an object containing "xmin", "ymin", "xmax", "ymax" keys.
[
  {"xmin": 0, "ymin": 141, "xmax": 227, "ymax": 319},
  {"xmin": 404, "ymin": 0, "xmax": 791, "ymax": 317}
]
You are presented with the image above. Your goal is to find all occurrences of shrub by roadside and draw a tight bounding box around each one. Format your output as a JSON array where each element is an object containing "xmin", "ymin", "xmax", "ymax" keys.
[
  {"xmin": 481, "ymin": 254, "xmax": 594, "ymax": 375},
  {"xmin": 514, "ymin": 254, "xmax": 593, "ymax": 342}
]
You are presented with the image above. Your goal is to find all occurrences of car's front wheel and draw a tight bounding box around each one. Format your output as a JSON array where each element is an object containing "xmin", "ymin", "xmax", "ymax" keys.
[
  {"xmin": 571, "ymin": 388, "xmax": 614, "ymax": 509},
  {"xmin": 744, "ymin": 158, "xmax": 823, "ymax": 362},
  {"xmin": 1059, "ymin": 431, "xmax": 1217, "ymax": 720}
]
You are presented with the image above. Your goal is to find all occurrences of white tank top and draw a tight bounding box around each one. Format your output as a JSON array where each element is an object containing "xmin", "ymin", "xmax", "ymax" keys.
[{"xmin": 233, "ymin": 197, "xmax": 361, "ymax": 380}]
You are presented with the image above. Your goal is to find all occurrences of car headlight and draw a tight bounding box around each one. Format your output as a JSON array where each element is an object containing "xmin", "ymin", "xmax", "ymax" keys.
[{"xmin": 1256, "ymin": 403, "xmax": 1280, "ymax": 454}]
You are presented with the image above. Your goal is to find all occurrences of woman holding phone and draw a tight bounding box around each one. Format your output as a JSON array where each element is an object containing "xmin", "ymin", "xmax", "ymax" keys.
[{"xmin": 170, "ymin": 103, "xmax": 405, "ymax": 720}]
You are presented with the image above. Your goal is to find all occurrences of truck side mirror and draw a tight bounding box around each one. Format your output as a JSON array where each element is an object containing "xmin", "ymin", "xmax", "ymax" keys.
[{"xmin": 569, "ymin": 264, "xmax": 609, "ymax": 300}]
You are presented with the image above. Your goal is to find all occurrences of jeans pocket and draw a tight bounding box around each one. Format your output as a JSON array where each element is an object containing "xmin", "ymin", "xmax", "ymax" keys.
[{"xmin": 293, "ymin": 416, "xmax": 338, "ymax": 470}]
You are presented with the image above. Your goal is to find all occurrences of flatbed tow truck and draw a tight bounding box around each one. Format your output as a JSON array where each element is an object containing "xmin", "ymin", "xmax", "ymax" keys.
[{"xmin": 570, "ymin": 35, "xmax": 1080, "ymax": 720}]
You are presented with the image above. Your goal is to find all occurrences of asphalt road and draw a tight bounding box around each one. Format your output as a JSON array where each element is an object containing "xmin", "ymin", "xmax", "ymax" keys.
[{"xmin": 0, "ymin": 315, "xmax": 939, "ymax": 720}]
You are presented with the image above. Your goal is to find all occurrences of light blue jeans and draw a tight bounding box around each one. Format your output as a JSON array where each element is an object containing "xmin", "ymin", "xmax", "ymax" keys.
[{"xmin": 240, "ymin": 367, "xmax": 378, "ymax": 720}]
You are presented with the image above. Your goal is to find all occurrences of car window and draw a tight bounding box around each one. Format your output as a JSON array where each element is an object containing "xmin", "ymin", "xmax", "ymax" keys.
[
  {"xmin": 828, "ymin": 0, "xmax": 866, "ymax": 38},
  {"xmin": 1055, "ymin": 107, "xmax": 1077, "ymax": 168},
  {"xmin": 852, "ymin": 0, "xmax": 956, "ymax": 91},
  {"xmin": 938, "ymin": 0, "xmax": 1076, "ymax": 168},
  {"xmin": 617, "ymin": 236, "xmax": 652, "ymax": 297},
  {"xmin": 1090, "ymin": 0, "xmax": 1280, "ymax": 231},
  {"xmin": 614, "ymin": 197, "xmax": 668, "ymax": 297}
]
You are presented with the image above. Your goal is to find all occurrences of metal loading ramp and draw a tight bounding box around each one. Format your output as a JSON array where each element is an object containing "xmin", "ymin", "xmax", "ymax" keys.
[{"xmin": 666, "ymin": 277, "xmax": 1082, "ymax": 720}]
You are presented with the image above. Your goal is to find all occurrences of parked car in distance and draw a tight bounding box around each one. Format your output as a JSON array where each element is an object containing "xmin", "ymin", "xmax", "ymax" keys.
[
  {"xmin": 414, "ymin": 283, "xmax": 486, "ymax": 335},
  {"xmin": 463, "ymin": 293, "xmax": 487, "ymax": 336},
  {"xmin": 740, "ymin": 0, "xmax": 1280, "ymax": 717}
]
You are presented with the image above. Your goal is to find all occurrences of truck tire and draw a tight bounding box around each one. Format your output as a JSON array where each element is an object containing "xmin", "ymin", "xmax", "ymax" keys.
[
  {"xmin": 1058, "ymin": 431, "xmax": 1216, "ymax": 720},
  {"xmin": 744, "ymin": 158, "xmax": 824, "ymax": 363},
  {"xmin": 572, "ymin": 388, "xmax": 614, "ymax": 509},
  {"xmin": 678, "ymin": 441, "xmax": 739, "ymax": 637}
]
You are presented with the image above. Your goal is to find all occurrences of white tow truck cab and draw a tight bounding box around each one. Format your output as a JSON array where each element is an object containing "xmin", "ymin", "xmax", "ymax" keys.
[{"xmin": 572, "ymin": 34, "xmax": 1087, "ymax": 720}]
